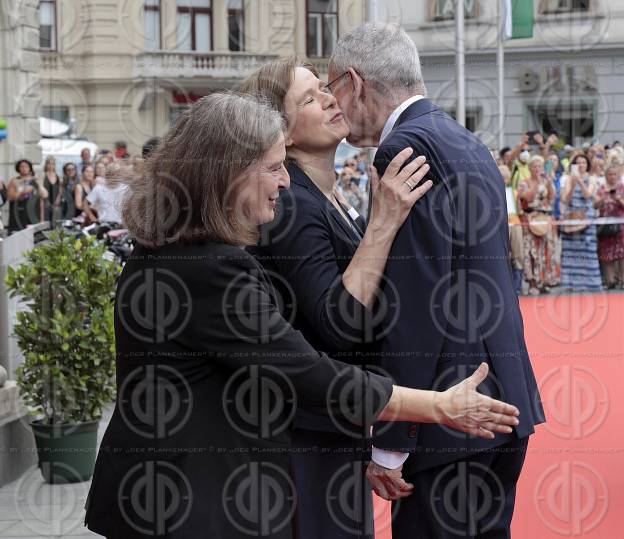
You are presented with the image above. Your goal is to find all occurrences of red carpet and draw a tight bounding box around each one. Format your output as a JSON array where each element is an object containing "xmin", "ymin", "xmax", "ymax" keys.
[{"xmin": 374, "ymin": 292, "xmax": 624, "ymax": 538}]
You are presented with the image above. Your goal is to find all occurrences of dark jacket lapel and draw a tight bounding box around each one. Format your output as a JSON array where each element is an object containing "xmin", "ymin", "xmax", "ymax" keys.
[{"xmin": 287, "ymin": 162, "xmax": 362, "ymax": 247}]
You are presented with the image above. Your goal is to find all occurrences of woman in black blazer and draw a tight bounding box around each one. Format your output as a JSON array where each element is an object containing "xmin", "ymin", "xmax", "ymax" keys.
[
  {"xmin": 240, "ymin": 59, "xmax": 435, "ymax": 538},
  {"xmin": 84, "ymin": 92, "xmax": 519, "ymax": 539}
]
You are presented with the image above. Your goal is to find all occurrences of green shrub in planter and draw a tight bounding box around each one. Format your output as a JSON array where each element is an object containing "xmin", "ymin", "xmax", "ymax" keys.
[{"xmin": 5, "ymin": 230, "xmax": 120, "ymax": 482}]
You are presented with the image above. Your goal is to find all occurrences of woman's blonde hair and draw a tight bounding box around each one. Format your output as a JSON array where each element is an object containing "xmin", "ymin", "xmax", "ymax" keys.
[{"xmin": 529, "ymin": 155, "xmax": 545, "ymax": 168}]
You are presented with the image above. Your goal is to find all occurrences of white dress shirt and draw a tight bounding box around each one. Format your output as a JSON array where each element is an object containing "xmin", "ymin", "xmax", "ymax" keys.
[
  {"xmin": 371, "ymin": 94, "xmax": 425, "ymax": 470},
  {"xmin": 378, "ymin": 95, "xmax": 425, "ymax": 145}
]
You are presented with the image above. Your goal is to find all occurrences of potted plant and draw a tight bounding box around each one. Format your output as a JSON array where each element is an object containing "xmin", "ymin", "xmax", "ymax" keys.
[{"xmin": 5, "ymin": 229, "xmax": 119, "ymax": 483}]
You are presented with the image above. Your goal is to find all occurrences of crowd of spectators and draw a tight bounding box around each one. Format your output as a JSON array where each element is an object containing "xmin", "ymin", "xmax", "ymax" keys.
[
  {"xmin": 499, "ymin": 134, "xmax": 624, "ymax": 294},
  {"xmin": 0, "ymin": 138, "xmax": 160, "ymax": 235},
  {"xmin": 2, "ymin": 133, "xmax": 623, "ymax": 295}
]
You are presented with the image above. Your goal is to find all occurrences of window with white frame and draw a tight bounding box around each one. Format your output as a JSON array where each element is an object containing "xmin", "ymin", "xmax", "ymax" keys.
[
  {"xmin": 42, "ymin": 105, "xmax": 70, "ymax": 125},
  {"xmin": 539, "ymin": 0, "xmax": 590, "ymax": 14},
  {"xmin": 228, "ymin": 0, "xmax": 244, "ymax": 51},
  {"xmin": 176, "ymin": 0, "xmax": 212, "ymax": 52},
  {"xmin": 40, "ymin": 0, "xmax": 57, "ymax": 50},
  {"xmin": 431, "ymin": 0, "xmax": 478, "ymax": 21},
  {"xmin": 444, "ymin": 107, "xmax": 482, "ymax": 134},
  {"xmin": 144, "ymin": 0, "xmax": 161, "ymax": 50},
  {"xmin": 307, "ymin": 0, "xmax": 338, "ymax": 58}
]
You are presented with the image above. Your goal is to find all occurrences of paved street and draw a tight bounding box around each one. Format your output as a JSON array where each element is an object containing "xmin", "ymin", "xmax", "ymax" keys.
[{"xmin": 0, "ymin": 406, "xmax": 113, "ymax": 539}]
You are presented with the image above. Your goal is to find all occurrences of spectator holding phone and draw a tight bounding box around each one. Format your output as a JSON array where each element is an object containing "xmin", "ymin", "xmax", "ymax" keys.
[
  {"xmin": 6, "ymin": 159, "xmax": 48, "ymax": 234},
  {"xmin": 592, "ymin": 157, "xmax": 606, "ymax": 187},
  {"xmin": 560, "ymin": 154, "xmax": 602, "ymax": 291},
  {"xmin": 595, "ymin": 164, "xmax": 624, "ymax": 288},
  {"xmin": 518, "ymin": 155, "xmax": 557, "ymax": 295},
  {"xmin": 546, "ymin": 151, "xmax": 563, "ymax": 219},
  {"xmin": 508, "ymin": 133, "xmax": 532, "ymax": 189}
]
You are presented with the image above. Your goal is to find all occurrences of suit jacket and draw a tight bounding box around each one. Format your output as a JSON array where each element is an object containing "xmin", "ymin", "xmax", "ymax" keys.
[
  {"xmin": 249, "ymin": 162, "xmax": 375, "ymax": 433},
  {"xmin": 84, "ymin": 241, "xmax": 393, "ymax": 538},
  {"xmin": 372, "ymin": 98, "xmax": 545, "ymax": 474}
]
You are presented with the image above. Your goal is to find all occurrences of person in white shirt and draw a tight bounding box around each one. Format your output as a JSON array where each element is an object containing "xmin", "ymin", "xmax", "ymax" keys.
[{"xmin": 86, "ymin": 162, "xmax": 128, "ymax": 224}]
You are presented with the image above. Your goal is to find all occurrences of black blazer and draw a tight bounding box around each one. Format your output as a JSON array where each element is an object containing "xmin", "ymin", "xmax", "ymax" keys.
[
  {"xmin": 84, "ymin": 242, "xmax": 392, "ymax": 538},
  {"xmin": 249, "ymin": 163, "xmax": 377, "ymax": 432},
  {"xmin": 371, "ymin": 99, "xmax": 545, "ymax": 473}
]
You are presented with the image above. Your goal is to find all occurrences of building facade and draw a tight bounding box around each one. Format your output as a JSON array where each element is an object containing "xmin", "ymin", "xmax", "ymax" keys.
[
  {"xmin": 0, "ymin": 0, "xmax": 43, "ymax": 186},
  {"xmin": 31, "ymin": 0, "xmax": 366, "ymax": 160},
  {"xmin": 391, "ymin": 0, "xmax": 624, "ymax": 150},
  {"xmin": 3, "ymin": 0, "xmax": 622, "ymax": 184}
]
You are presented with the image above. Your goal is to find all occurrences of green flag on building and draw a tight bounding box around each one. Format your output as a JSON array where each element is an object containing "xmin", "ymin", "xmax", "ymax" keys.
[{"xmin": 504, "ymin": 0, "xmax": 534, "ymax": 40}]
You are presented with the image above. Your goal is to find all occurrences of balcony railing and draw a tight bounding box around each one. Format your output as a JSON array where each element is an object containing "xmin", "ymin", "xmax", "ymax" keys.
[
  {"xmin": 40, "ymin": 52, "xmax": 77, "ymax": 71},
  {"xmin": 133, "ymin": 51, "xmax": 280, "ymax": 80},
  {"xmin": 41, "ymin": 51, "xmax": 331, "ymax": 82}
]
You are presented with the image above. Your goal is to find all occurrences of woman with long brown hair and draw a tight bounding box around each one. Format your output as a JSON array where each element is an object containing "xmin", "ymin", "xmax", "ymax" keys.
[
  {"xmin": 239, "ymin": 58, "xmax": 434, "ymax": 538},
  {"xmin": 75, "ymin": 164, "xmax": 97, "ymax": 223},
  {"xmin": 42, "ymin": 156, "xmax": 74, "ymax": 225}
]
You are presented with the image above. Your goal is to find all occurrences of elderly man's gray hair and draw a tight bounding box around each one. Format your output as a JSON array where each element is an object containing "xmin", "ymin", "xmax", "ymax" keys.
[{"xmin": 330, "ymin": 23, "xmax": 426, "ymax": 96}]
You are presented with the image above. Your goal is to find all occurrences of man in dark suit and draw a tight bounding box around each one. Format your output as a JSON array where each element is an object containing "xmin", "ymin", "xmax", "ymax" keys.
[{"xmin": 328, "ymin": 23, "xmax": 545, "ymax": 537}]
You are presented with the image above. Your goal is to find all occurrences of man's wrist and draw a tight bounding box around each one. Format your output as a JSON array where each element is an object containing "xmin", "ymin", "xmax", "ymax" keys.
[{"xmin": 371, "ymin": 447, "xmax": 409, "ymax": 469}]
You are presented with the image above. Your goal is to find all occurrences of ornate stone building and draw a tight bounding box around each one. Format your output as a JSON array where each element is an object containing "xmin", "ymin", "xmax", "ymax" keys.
[
  {"xmin": 0, "ymin": 0, "xmax": 42, "ymax": 185},
  {"xmin": 31, "ymin": 0, "xmax": 366, "ymax": 157},
  {"xmin": 395, "ymin": 0, "xmax": 624, "ymax": 149}
]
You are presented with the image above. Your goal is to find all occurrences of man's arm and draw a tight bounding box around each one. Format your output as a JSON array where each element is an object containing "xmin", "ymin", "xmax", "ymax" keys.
[{"xmin": 370, "ymin": 142, "xmax": 453, "ymax": 454}]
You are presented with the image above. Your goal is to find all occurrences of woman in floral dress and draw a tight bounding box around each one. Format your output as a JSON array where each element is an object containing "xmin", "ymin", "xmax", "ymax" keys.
[
  {"xmin": 595, "ymin": 164, "xmax": 624, "ymax": 288},
  {"xmin": 518, "ymin": 155, "xmax": 557, "ymax": 295}
]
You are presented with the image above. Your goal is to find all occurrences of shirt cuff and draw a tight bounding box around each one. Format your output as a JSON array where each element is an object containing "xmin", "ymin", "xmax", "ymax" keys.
[
  {"xmin": 348, "ymin": 207, "xmax": 360, "ymax": 220},
  {"xmin": 371, "ymin": 447, "xmax": 409, "ymax": 469}
]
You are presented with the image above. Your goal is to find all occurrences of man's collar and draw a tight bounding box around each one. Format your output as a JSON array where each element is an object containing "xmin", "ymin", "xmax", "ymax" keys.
[{"xmin": 379, "ymin": 95, "xmax": 425, "ymax": 145}]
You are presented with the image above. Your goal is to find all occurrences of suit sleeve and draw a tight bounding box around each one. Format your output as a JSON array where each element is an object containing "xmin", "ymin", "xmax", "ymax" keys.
[
  {"xmin": 371, "ymin": 144, "xmax": 454, "ymax": 452},
  {"xmin": 204, "ymin": 251, "xmax": 393, "ymax": 434},
  {"xmin": 254, "ymin": 190, "xmax": 374, "ymax": 352}
]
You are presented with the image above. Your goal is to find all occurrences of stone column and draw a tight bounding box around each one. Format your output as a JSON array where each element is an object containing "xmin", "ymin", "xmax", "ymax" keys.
[
  {"xmin": 0, "ymin": 0, "xmax": 42, "ymax": 190},
  {"xmin": 0, "ymin": 1, "xmax": 41, "ymax": 485},
  {"xmin": 212, "ymin": 0, "xmax": 229, "ymax": 52}
]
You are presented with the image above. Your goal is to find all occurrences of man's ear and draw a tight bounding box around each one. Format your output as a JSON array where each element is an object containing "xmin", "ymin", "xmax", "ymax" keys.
[{"xmin": 349, "ymin": 67, "xmax": 365, "ymax": 101}]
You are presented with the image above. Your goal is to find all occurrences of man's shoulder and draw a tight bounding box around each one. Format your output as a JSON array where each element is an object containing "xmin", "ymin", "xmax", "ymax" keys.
[{"xmin": 377, "ymin": 111, "xmax": 447, "ymax": 157}]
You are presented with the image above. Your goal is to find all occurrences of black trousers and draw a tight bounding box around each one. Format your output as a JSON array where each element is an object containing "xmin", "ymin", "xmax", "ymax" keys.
[
  {"xmin": 290, "ymin": 427, "xmax": 374, "ymax": 539},
  {"xmin": 392, "ymin": 436, "xmax": 529, "ymax": 539}
]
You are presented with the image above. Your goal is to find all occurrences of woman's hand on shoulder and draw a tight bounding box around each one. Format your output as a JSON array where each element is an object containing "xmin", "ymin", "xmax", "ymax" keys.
[{"xmin": 369, "ymin": 147, "xmax": 433, "ymax": 233}]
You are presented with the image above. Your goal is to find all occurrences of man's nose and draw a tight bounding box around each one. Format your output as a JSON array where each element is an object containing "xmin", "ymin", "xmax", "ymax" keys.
[{"xmin": 278, "ymin": 167, "xmax": 290, "ymax": 189}]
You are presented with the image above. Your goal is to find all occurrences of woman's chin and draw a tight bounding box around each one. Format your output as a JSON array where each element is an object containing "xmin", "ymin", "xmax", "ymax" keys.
[
  {"xmin": 257, "ymin": 208, "xmax": 276, "ymax": 226},
  {"xmin": 335, "ymin": 122, "xmax": 350, "ymax": 141}
]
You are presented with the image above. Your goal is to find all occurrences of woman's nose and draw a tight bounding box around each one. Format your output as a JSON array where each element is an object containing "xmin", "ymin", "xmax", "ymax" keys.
[{"xmin": 322, "ymin": 91, "xmax": 338, "ymax": 110}]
